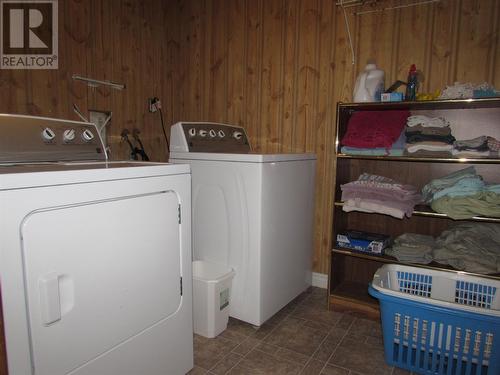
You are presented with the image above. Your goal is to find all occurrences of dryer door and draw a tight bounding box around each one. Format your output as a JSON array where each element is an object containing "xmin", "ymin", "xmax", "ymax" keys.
[{"xmin": 21, "ymin": 191, "xmax": 181, "ymax": 375}]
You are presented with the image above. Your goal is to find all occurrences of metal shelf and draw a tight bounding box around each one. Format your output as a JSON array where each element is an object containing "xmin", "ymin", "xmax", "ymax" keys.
[
  {"xmin": 334, "ymin": 201, "xmax": 500, "ymax": 223},
  {"xmin": 336, "ymin": 154, "xmax": 500, "ymax": 164},
  {"xmin": 331, "ymin": 248, "xmax": 500, "ymax": 281}
]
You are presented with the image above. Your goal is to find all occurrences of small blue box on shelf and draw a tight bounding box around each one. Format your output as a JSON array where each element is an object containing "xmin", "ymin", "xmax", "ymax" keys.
[
  {"xmin": 336, "ymin": 230, "xmax": 390, "ymax": 255},
  {"xmin": 381, "ymin": 92, "xmax": 404, "ymax": 102}
]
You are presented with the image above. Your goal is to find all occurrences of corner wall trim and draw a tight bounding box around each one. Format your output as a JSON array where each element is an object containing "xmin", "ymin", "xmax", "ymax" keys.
[{"xmin": 312, "ymin": 272, "xmax": 328, "ymax": 289}]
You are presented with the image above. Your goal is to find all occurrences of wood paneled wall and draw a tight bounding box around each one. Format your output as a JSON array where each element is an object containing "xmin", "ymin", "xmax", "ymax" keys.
[
  {"xmin": 174, "ymin": 0, "xmax": 500, "ymax": 274},
  {"xmin": 0, "ymin": 0, "xmax": 499, "ymax": 276}
]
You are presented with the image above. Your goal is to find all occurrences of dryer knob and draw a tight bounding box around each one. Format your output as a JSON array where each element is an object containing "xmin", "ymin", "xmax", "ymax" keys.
[
  {"xmin": 188, "ymin": 128, "xmax": 196, "ymax": 137},
  {"xmin": 233, "ymin": 131, "xmax": 243, "ymax": 140},
  {"xmin": 209, "ymin": 129, "xmax": 217, "ymax": 138},
  {"xmin": 198, "ymin": 129, "xmax": 207, "ymax": 137},
  {"xmin": 63, "ymin": 129, "xmax": 76, "ymax": 142},
  {"xmin": 218, "ymin": 130, "xmax": 225, "ymax": 138},
  {"xmin": 82, "ymin": 129, "xmax": 95, "ymax": 142},
  {"xmin": 42, "ymin": 127, "xmax": 56, "ymax": 141}
]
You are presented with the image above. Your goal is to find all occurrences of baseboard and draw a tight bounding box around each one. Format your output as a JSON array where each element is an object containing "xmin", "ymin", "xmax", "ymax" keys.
[{"xmin": 312, "ymin": 272, "xmax": 328, "ymax": 289}]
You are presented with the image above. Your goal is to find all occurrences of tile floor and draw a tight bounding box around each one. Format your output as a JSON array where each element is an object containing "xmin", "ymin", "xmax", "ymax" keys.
[{"xmin": 189, "ymin": 287, "xmax": 414, "ymax": 375}]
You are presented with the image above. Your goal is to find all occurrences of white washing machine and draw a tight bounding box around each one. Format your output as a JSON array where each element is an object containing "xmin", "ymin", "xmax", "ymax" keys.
[
  {"xmin": 170, "ymin": 122, "xmax": 316, "ymax": 326},
  {"xmin": 0, "ymin": 114, "xmax": 193, "ymax": 375}
]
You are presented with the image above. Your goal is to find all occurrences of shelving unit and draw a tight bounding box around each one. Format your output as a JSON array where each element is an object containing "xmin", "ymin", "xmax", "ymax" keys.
[{"xmin": 328, "ymin": 98, "xmax": 500, "ymax": 319}]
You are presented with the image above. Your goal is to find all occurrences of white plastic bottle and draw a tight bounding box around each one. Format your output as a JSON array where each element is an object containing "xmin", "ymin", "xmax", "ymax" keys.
[{"xmin": 353, "ymin": 62, "xmax": 385, "ymax": 102}]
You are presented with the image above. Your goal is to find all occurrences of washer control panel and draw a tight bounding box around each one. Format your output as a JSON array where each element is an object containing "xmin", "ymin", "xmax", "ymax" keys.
[
  {"xmin": 174, "ymin": 122, "xmax": 251, "ymax": 153},
  {"xmin": 0, "ymin": 114, "xmax": 106, "ymax": 163}
]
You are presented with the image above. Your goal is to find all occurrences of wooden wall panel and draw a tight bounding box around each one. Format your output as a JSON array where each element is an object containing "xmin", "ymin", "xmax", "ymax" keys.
[
  {"xmin": 175, "ymin": 0, "xmax": 500, "ymax": 274},
  {"xmin": 0, "ymin": 0, "xmax": 498, "ymax": 277}
]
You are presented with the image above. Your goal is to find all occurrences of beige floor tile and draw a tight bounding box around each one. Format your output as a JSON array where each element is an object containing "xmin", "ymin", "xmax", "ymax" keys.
[
  {"xmin": 299, "ymin": 359, "xmax": 326, "ymax": 375},
  {"xmin": 209, "ymin": 352, "xmax": 243, "ymax": 375},
  {"xmin": 187, "ymin": 365, "xmax": 208, "ymax": 374},
  {"xmin": 194, "ymin": 334, "xmax": 239, "ymax": 370},
  {"xmin": 227, "ymin": 349, "xmax": 303, "ymax": 375},
  {"xmin": 254, "ymin": 341, "xmax": 280, "ymax": 355},
  {"xmin": 346, "ymin": 317, "xmax": 382, "ymax": 340},
  {"xmin": 291, "ymin": 305, "xmax": 343, "ymax": 327},
  {"xmin": 275, "ymin": 347, "xmax": 310, "ymax": 366},
  {"xmin": 232, "ymin": 337, "xmax": 261, "ymax": 356},
  {"xmin": 263, "ymin": 317, "xmax": 328, "ymax": 357},
  {"xmin": 226, "ymin": 318, "xmax": 259, "ymax": 337},
  {"xmin": 312, "ymin": 327, "xmax": 347, "ymax": 362},
  {"xmin": 328, "ymin": 337, "xmax": 391, "ymax": 375},
  {"xmin": 319, "ymin": 364, "xmax": 349, "ymax": 375}
]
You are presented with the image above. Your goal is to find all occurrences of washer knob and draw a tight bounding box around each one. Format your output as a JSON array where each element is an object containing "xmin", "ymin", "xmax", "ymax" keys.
[
  {"xmin": 209, "ymin": 129, "xmax": 217, "ymax": 138},
  {"xmin": 42, "ymin": 127, "xmax": 56, "ymax": 141},
  {"xmin": 218, "ymin": 130, "xmax": 225, "ymax": 138},
  {"xmin": 199, "ymin": 129, "xmax": 207, "ymax": 137},
  {"xmin": 188, "ymin": 128, "xmax": 196, "ymax": 137},
  {"xmin": 233, "ymin": 131, "xmax": 243, "ymax": 140},
  {"xmin": 82, "ymin": 129, "xmax": 95, "ymax": 142},
  {"xmin": 63, "ymin": 129, "xmax": 76, "ymax": 142}
]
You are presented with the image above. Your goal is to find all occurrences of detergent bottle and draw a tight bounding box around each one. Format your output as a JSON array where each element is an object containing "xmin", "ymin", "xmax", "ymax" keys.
[{"xmin": 353, "ymin": 61, "xmax": 385, "ymax": 102}]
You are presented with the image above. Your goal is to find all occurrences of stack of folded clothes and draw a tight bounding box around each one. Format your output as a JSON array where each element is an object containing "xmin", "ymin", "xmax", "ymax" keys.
[
  {"xmin": 421, "ymin": 166, "xmax": 500, "ymax": 219},
  {"xmin": 385, "ymin": 233, "xmax": 435, "ymax": 264},
  {"xmin": 433, "ymin": 223, "xmax": 500, "ymax": 274},
  {"xmin": 404, "ymin": 115, "xmax": 455, "ymax": 157},
  {"xmin": 452, "ymin": 135, "xmax": 500, "ymax": 158},
  {"xmin": 341, "ymin": 173, "xmax": 422, "ymax": 219},
  {"xmin": 340, "ymin": 110, "xmax": 409, "ymax": 156}
]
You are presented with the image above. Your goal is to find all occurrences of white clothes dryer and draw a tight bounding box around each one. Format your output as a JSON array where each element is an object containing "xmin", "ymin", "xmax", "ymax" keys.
[
  {"xmin": 0, "ymin": 114, "xmax": 193, "ymax": 375},
  {"xmin": 170, "ymin": 122, "xmax": 316, "ymax": 326}
]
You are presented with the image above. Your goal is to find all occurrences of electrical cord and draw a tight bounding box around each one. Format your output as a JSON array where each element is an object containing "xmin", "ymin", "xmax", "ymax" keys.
[{"xmin": 158, "ymin": 108, "xmax": 170, "ymax": 154}]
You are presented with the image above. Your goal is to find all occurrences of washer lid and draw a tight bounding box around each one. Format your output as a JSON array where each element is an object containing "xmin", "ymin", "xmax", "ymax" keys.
[{"xmin": 169, "ymin": 152, "xmax": 316, "ymax": 163}]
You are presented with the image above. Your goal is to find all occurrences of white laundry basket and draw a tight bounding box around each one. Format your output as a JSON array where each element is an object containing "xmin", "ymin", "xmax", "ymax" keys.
[{"xmin": 192, "ymin": 260, "xmax": 235, "ymax": 338}]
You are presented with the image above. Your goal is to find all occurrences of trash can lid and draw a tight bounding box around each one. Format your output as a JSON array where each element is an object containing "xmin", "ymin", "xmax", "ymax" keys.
[{"xmin": 192, "ymin": 260, "xmax": 235, "ymax": 282}]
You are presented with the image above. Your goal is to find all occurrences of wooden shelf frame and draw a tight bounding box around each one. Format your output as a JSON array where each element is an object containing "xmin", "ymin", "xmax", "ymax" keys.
[{"xmin": 329, "ymin": 98, "xmax": 500, "ymax": 318}]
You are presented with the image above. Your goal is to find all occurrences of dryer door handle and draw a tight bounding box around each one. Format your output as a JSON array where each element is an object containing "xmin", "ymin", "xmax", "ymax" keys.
[{"xmin": 39, "ymin": 273, "xmax": 62, "ymax": 325}]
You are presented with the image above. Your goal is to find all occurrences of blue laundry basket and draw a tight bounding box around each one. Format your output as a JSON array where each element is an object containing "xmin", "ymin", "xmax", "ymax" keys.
[{"xmin": 368, "ymin": 264, "xmax": 500, "ymax": 375}]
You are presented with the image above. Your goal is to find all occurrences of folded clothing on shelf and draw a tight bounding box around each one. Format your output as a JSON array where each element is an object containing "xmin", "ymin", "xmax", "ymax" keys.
[
  {"xmin": 341, "ymin": 129, "xmax": 405, "ymax": 156},
  {"xmin": 341, "ymin": 173, "xmax": 421, "ymax": 219},
  {"xmin": 421, "ymin": 166, "xmax": 478, "ymax": 203},
  {"xmin": 433, "ymin": 223, "xmax": 500, "ymax": 274},
  {"xmin": 431, "ymin": 191, "xmax": 500, "ymax": 220},
  {"xmin": 340, "ymin": 110, "xmax": 410, "ymax": 149},
  {"xmin": 452, "ymin": 135, "xmax": 500, "ymax": 157},
  {"xmin": 385, "ymin": 233, "xmax": 435, "ymax": 264},
  {"xmin": 406, "ymin": 115, "xmax": 449, "ymax": 128},
  {"xmin": 405, "ymin": 141, "xmax": 453, "ymax": 154},
  {"xmin": 405, "ymin": 124, "xmax": 451, "ymax": 136},
  {"xmin": 421, "ymin": 166, "xmax": 500, "ymax": 219}
]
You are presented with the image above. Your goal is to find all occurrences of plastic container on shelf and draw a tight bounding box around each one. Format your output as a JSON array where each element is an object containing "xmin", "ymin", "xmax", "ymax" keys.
[
  {"xmin": 353, "ymin": 61, "xmax": 385, "ymax": 102},
  {"xmin": 369, "ymin": 264, "xmax": 500, "ymax": 375},
  {"xmin": 192, "ymin": 260, "xmax": 235, "ymax": 338},
  {"xmin": 405, "ymin": 64, "xmax": 418, "ymax": 101}
]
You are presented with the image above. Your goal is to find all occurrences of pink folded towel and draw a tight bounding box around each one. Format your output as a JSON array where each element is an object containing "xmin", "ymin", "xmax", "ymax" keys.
[{"xmin": 341, "ymin": 110, "xmax": 410, "ymax": 149}]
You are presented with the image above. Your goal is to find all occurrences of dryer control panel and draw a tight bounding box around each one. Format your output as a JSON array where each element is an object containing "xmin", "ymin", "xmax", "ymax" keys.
[
  {"xmin": 0, "ymin": 114, "xmax": 106, "ymax": 163},
  {"xmin": 170, "ymin": 122, "xmax": 251, "ymax": 153}
]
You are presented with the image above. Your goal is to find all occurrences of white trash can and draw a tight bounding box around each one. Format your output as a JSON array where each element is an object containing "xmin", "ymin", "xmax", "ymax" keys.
[{"xmin": 192, "ymin": 260, "xmax": 235, "ymax": 338}]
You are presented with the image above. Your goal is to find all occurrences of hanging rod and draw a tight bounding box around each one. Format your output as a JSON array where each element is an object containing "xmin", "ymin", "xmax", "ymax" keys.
[
  {"xmin": 335, "ymin": 0, "xmax": 440, "ymax": 13},
  {"xmin": 355, "ymin": 0, "xmax": 440, "ymax": 15},
  {"xmin": 72, "ymin": 75, "xmax": 126, "ymax": 90},
  {"xmin": 335, "ymin": 0, "xmax": 376, "ymax": 8}
]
